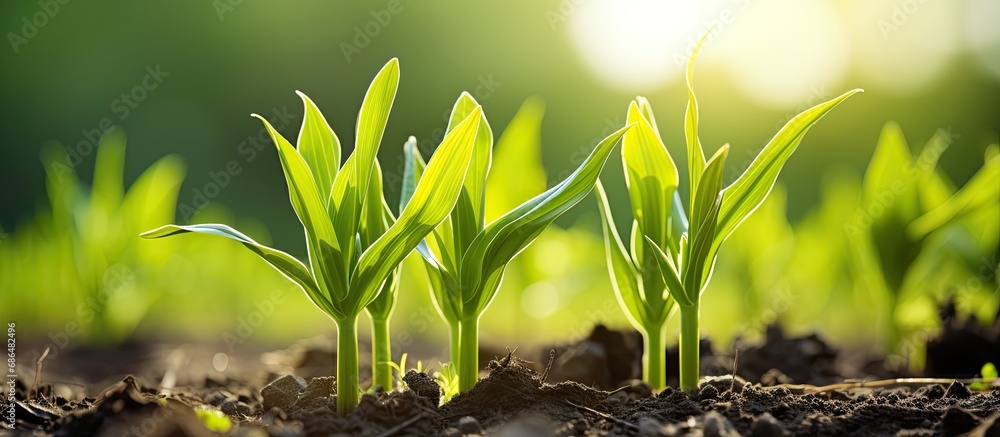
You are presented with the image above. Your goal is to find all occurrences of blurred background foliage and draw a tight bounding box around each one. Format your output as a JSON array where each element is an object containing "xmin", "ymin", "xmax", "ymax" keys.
[{"xmin": 1, "ymin": 1, "xmax": 998, "ymax": 359}]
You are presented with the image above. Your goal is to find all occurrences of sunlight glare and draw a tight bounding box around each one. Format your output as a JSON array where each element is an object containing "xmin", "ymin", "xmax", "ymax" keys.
[{"xmin": 567, "ymin": 0, "xmax": 724, "ymax": 91}]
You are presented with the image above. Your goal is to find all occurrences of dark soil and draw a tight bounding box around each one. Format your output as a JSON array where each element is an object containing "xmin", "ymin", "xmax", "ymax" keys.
[{"xmin": 4, "ymin": 318, "xmax": 999, "ymax": 436}]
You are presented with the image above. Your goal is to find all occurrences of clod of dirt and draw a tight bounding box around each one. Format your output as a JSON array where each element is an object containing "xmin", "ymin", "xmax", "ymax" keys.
[
  {"xmin": 636, "ymin": 416, "xmax": 668, "ymax": 436},
  {"xmin": 914, "ymin": 384, "xmax": 946, "ymax": 400},
  {"xmin": 489, "ymin": 414, "xmax": 574, "ymax": 437},
  {"xmin": 403, "ymin": 370, "xmax": 441, "ymax": 406},
  {"xmin": 54, "ymin": 376, "xmax": 212, "ymax": 436},
  {"xmin": 749, "ymin": 413, "xmax": 786, "ymax": 437},
  {"xmin": 261, "ymin": 374, "xmax": 307, "ymax": 412},
  {"xmin": 926, "ymin": 299, "xmax": 1000, "ymax": 378},
  {"xmin": 944, "ymin": 381, "xmax": 972, "ymax": 399},
  {"xmin": 607, "ymin": 379, "xmax": 653, "ymax": 403},
  {"xmin": 294, "ymin": 389, "xmax": 435, "ymax": 436},
  {"xmin": 732, "ymin": 324, "xmax": 840, "ymax": 386},
  {"xmin": 456, "ymin": 416, "xmax": 482, "ymax": 434},
  {"xmin": 969, "ymin": 413, "xmax": 1000, "ymax": 436},
  {"xmin": 544, "ymin": 324, "xmax": 640, "ymax": 390},
  {"xmin": 300, "ymin": 376, "xmax": 335, "ymax": 400},
  {"xmin": 438, "ymin": 354, "xmax": 607, "ymax": 430},
  {"xmin": 941, "ymin": 406, "xmax": 982, "ymax": 436},
  {"xmin": 703, "ymin": 410, "xmax": 739, "ymax": 437},
  {"xmin": 700, "ymin": 374, "xmax": 751, "ymax": 394}
]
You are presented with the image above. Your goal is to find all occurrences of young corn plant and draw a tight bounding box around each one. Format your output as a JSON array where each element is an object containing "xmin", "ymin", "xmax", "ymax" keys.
[
  {"xmin": 402, "ymin": 92, "xmax": 631, "ymax": 392},
  {"xmin": 597, "ymin": 40, "xmax": 861, "ymax": 391},
  {"xmin": 16, "ymin": 130, "xmax": 185, "ymax": 344},
  {"xmin": 847, "ymin": 123, "xmax": 999, "ymax": 361},
  {"xmin": 142, "ymin": 59, "xmax": 484, "ymax": 416}
]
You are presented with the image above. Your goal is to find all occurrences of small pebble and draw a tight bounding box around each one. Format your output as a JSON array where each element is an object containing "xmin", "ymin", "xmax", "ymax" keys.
[
  {"xmin": 301, "ymin": 376, "xmax": 335, "ymax": 399},
  {"xmin": 220, "ymin": 400, "xmax": 251, "ymax": 416},
  {"xmin": 440, "ymin": 427, "xmax": 462, "ymax": 437},
  {"xmin": 751, "ymin": 413, "xmax": 787, "ymax": 437},
  {"xmin": 261, "ymin": 374, "xmax": 307, "ymax": 412},
  {"xmin": 703, "ymin": 411, "xmax": 739, "ymax": 437},
  {"xmin": 637, "ymin": 417, "xmax": 667, "ymax": 437},
  {"xmin": 457, "ymin": 416, "xmax": 482, "ymax": 435},
  {"xmin": 205, "ymin": 390, "xmax": 236, "ymax": 406}
]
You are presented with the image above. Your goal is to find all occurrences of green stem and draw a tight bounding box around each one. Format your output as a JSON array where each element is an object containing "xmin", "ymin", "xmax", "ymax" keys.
[
  {"xmin": 449, "ymin": 321, "xmax": 461, "ymax": 368},
  {"xmin": 335, "ymin": 315, "xmax": 360, "ymax": 416},
  {"xmin": 678, "ymin": 303, "xmax": 700, "ymax": 392},
  {"xmin": 457, "ymin": 317, "xmax": 479, "ymax": 392},
  {"xmin": 642, "ymin": 322, "xmax": 668, "ymax": 390},
  {"xmin": 370, "ymin": 316, "xmax": 392, "ymax": 391},
  {"xmin": 884, "ymin": 292, "xmax": 899, "ymax": 355}
]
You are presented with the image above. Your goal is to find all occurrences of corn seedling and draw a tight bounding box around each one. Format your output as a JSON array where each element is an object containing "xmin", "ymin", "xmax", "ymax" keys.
[
  {"xmin": 143, "ymin": 59, "xmax": 484, "ymax": 415},
  {"xmin": 848, "ymin": 123, "xmax": 999, "ymax": 359},
  {"xmin": 386, "ymin": 352, "xmax": 428, "ymax": 390},
  {"xmin": 970, "ymin": 362, "xmax": 998, "ymax": 391},
  {"xmin": 597, "ymin": 38, "xmax": 861, "ymax": 391},
  {"xmin": 6, "ymin": 130, "xmax": 185, "ymax": 343},
  {"xmin": 434, "ymin": 362, "xmax": 461, "ymax": 404},
  {"xmin": 402, "ymin": 92, "xmax": 631, "ymax": 392}
]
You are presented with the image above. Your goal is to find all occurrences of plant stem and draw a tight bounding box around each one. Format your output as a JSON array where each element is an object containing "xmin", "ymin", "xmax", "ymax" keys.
[
  {"xmin": 884, "ymin": 291, "xmax": 899, "ymax": 355},
  {"xmin": 678, "ymin": 303, "xmax": 700, "ymax": 392},
  {"xmin": 370, "ymin": 316, "xmax": 392, "ymax": 391},
  {"xmin": 449, "ymin": 322, "xmax": 461, "ymax": 368},
  {"xmin": 457, "ymin": 317, "xmax": 479, "ymax": 392},
  {"xmin": 642, "ymin": 322, "xmax": 668, "ymax": 390},
  {"xmin": 335, "ymin": 315, "xmax": 360, "ymax": 416}
]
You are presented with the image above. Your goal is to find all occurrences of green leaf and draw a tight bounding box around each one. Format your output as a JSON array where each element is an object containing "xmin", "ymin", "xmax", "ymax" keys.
[
  {"xmin": 861, "ymin": 121, "xmax": 919, "ymax": 222},
  {"xmin": 623, "ymin": 100, "xmax": 679, "ymax": 252},
  {"xmin": 485, "ymin": 97, "xmax": 546, "ymax": 223},
  {"xmin": 596, "ymin": 181, "xmax": 650, "ymax": 328},
  {"xmin": 716, "ymin": 89, "xmax": 862, "ymax": 248},
  {"xmin": 359, "ymin": 161, "xmax": 389, "ymax": 247},
  {"xmin": 399, "ymin": 136, "xmax": 440, "ymax": 267},
  {"xmin": 399, "ymin": 136, "xmax": 425, "ymax": 212},
  {"xmin": 460, "ymin": 124, "xmax": 630, "ymax": 316},
  {"xmin": 332, "ymin": 58, "xmax": 401, "ymax": 271},
  {"xmin": 253, "ymin": 114, "xmax": 347, "ymax": 303},
  {"xmin": 349, "ymin": 107, "xmax": 483, "ymax": 314},
  {"xmin": 296, "ymin": 91, "xmax": 342, "ymax": 206},
  {"xmin": 684, "ymin": 32, "xmax": 710, "ymax": 206},
  {"xmin": 195, "ymin": 406, "xmax": 232, "ymax": 433},
  {"xmin": 444, "ymin": 92, "xmax": 494, "ymax": 261},
  {"xmin": 91, "ymin": 128, "xmax": 127, "ymax": 214},
  {"xmin": 668, "ymin": 191, "xmax": 688, "ymax": 258},
  {"xmin": 425, "ymin": 261, "xmax": 462, "ymax": 324},
  {"xmin": 909, "ymin": 152, "xmax": 1000, "ymax": 237},
  {"xmin": 643, "ymin": 235, "xmax": 691, "ymax": 308},
  {"xmin": 686, "ymin": 145, "xmax": 728, "ymax": 294},
  {"xmin": 120, "ymin": 155, "xmax": 186, "ymax": 233},
  {"xmin": 365, "ymin": 266, "xmax": 399, "ymax": 320},
  {"xmin": 140, "ymin": 224, "xmax": 340, "ymax": 319},
  {"xmin": 354, "ymin": 58, "xmax": 400, "ymax": 211}
]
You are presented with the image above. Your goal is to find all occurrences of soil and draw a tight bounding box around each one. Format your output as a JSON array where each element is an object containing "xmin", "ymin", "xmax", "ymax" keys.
[{"xmin": 3, "ymin": 315, "xmax": 999, "ymax": 436}]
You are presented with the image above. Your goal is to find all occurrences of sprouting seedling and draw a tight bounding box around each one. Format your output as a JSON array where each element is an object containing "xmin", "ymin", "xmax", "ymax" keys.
[
  {"xmin": 434, "ymin": 362, "xmax": 460, "ymax": 404},
  {"xmin": 970, "ymin": 362, "xmax": 998, "ymax": 391},
  {"xmin": 31, "ymin": 129, "xmax": 185, "ymax": 344},
  {"xmin": 849, "ymin": 125, "xmax": 999, "ymax": 361},
  {"xmin": 386, "ymin": 352, "xmax": 428, "ymax": 390},
  {"xmin": 402, "ymin": 92, "xmax": 631, "ymax": 392},
  {"xmin": 142, "ymin": 59, "xmax": 484, "ymax": 416},
  {"xmin": 596, "ymin": 34, "xmax": 861, "ymax": 391}
]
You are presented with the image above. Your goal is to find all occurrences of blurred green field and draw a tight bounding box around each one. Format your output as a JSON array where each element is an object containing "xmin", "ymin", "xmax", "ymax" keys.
[{"xmin": 1, "ymin": 1, "xmax": 998, "ymax": 362}]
